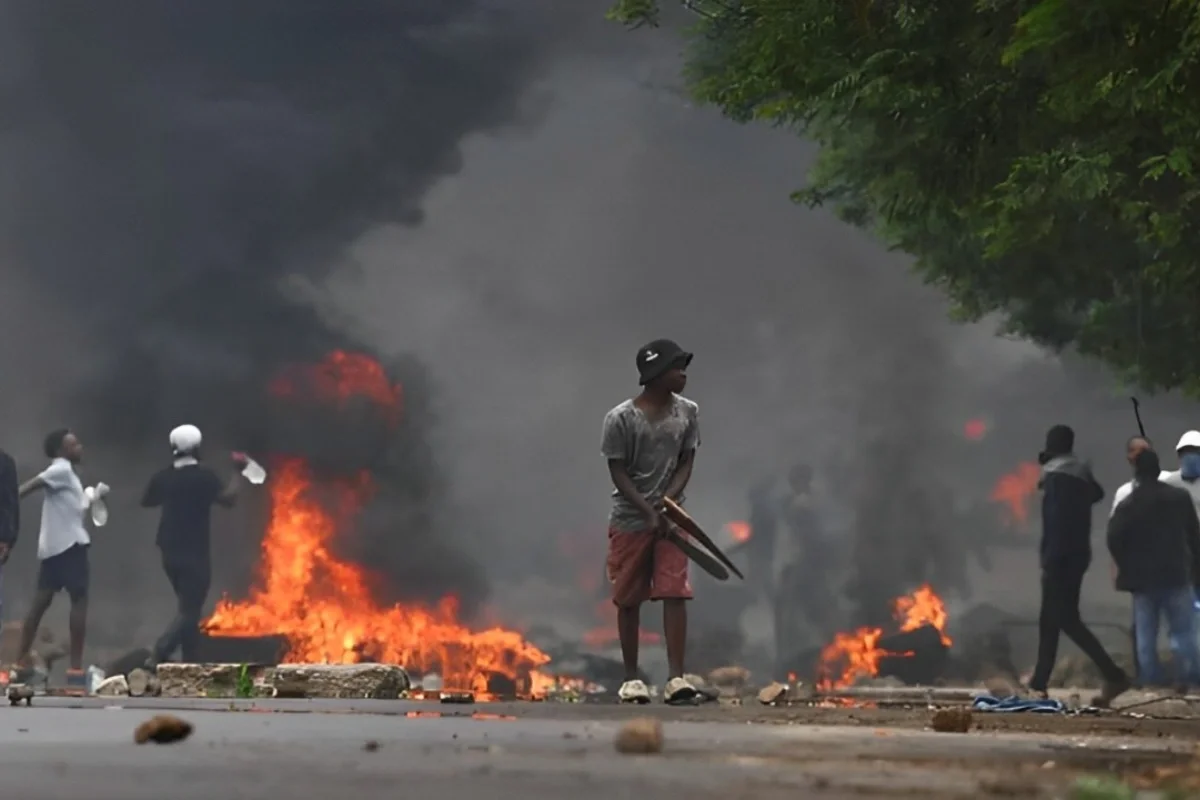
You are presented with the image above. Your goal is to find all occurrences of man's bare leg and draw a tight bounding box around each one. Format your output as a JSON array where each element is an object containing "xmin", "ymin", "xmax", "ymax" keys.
[
  {"xmin": 617, "ymin": 605, "xmax": 641, "ymax": 681},
  {"xmin": 15, "ymin": 589, "xmax": 54, "ymax": 668},
  {"xmin": 663, "ymin": 599, "xmax": 687, "ymax": 679},
  {"xmin": 67, "ymin": 596, "xmax": 87, "ymax": 671}
]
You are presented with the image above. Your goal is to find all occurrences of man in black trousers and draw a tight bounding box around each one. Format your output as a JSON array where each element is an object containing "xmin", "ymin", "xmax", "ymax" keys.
[
  {"xmin": 1028, "ymin": 424, "xmax": 1131, "ymax": 706},
  {"xmin": 142, "ymin": 425, "xmax": 242, "ymax": 665}
]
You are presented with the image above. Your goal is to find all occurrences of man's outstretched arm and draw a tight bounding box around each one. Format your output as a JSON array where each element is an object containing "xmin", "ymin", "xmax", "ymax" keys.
[{"xmin": 18, "ymin": 476, "xmax": 46, "ymax": 499}]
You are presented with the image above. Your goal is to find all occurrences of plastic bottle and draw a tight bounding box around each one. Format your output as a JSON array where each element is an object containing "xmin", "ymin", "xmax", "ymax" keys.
[{"xmin": 85, "ymin": 665, "xmax": 105, "ymax": 695}]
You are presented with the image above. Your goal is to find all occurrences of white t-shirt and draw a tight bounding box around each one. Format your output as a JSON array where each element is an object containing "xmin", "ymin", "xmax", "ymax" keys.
[{"xmin": 36, "ymin": 458, "xmax": 90, "ymax": 560}]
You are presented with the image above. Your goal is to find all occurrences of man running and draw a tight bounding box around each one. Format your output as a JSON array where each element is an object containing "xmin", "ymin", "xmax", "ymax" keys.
[
  {"xmin": 15, "ymin": 429, "xmax": 96, "ymax": 692},
  {"xmin": 142, "ymin": 425, "xmax": 242, "ymax": 665},
  {"xmin": 602, "ymin": 338, "xmax": 700, "ymax": 705}
]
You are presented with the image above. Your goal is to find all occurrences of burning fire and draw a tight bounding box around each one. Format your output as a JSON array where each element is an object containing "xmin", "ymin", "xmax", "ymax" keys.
[
  {"xmin": 204, "ymin": 351, "xmax": 552, "ymax": 696},
  {"xmin": 816, "ymin": 584, "xmax": 951, "ymax": 690},
  {"xmin": 989, "ymin": 461, "xmax": 1041, "ymax": 528},
  {"xmin": 724, "ymin": 520, "xmax": 752, "ymax": 544}
]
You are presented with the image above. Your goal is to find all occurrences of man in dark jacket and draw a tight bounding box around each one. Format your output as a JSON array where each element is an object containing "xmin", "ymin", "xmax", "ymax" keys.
[
  {"xmin": 1029, "ymin": 424, "xmax": 1131, "ymax": 706},
  {"xmin": 0, "ymin": 447, "xmax": 17, "ymax": 619},
  {"xmin": 1108, "ymin": 449, "xmax": 1200, "ymax": 688}
]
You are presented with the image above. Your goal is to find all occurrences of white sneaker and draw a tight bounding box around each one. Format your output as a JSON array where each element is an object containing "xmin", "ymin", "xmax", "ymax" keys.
[
  {"xmin": 664, "ymin": 675, "xmax": 698, "ymax": 705},
  {"xmin": 618, "ymin": 679, "xmax": 651, "ymax": 704}
]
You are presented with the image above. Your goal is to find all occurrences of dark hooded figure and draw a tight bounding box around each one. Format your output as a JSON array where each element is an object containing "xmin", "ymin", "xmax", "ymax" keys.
[{"xmin": 1029, "ymin": 424, "xmax": 1131, "ymax": 706}]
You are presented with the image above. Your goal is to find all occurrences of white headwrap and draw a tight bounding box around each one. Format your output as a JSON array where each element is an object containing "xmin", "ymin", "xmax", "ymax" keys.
[{"xmin": 169, "ymin": 424, "xmax": 203, "ymax": 467}]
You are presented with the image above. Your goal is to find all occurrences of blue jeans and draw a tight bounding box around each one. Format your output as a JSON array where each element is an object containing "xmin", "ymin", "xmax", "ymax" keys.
[{"xmin": 1132, "ymin": 586, "xmax": 1200, "ymax": 686}]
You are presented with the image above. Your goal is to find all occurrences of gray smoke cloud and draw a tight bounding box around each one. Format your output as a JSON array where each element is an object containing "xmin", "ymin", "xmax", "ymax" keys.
[{"xmin": 0, "ymin": 0, "xmax": 595, "ymax": 637}]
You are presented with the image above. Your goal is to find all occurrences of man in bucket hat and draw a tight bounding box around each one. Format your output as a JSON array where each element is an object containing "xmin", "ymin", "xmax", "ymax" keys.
[{"xmin": 601, "ymin": 339, "xmax": 701, "ymax": 705}]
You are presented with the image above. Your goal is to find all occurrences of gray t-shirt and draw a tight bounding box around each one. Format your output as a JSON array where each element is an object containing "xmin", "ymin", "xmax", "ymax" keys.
[
  {"xmin": 600, "ymin": 395, "xmax": 700, "ymax": 531},
  {"xmin": 36, "ymin": 457, "xmax": 90, "ymax": 560}
]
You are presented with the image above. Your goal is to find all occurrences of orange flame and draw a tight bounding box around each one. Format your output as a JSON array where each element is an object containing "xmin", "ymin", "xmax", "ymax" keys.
[
  {"xmin": 204, "ymin": 351, "xmax": 551, "ymax": 696},
  {"xmin": 989, "ymin": 461, "xmax": 1041, "ymax": 528},
  {"xmin": 268, "ymin": 350, "xmax": 404, "ymax": 425},
  {"xmin": 895, "ymin": 585, "xmax": 952, "ymax": 647},
  {"xmin": 725, "ymin": 520, "xmax": 752, "ymax": 544},
  {"xmin": 816, "ymin": 584, "xmax": 951, "ymax": 690}
]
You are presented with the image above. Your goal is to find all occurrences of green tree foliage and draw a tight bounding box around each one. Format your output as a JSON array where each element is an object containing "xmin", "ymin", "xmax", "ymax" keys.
[{"xmin": 609, "ymin": 0, "xmax": 1200, "ymax": 394}]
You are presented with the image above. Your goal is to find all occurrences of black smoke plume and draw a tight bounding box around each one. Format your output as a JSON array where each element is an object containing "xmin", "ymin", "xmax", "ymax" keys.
[{"xmin": 0, "ymin": 0, "xmax": 581, "ymax": 616}]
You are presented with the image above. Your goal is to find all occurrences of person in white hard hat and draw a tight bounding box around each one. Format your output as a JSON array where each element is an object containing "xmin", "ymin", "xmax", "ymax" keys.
[
  {"xmin": 141, "ymin": 424, "xmax": 244, "ymax": 665},
  {"xmin": 1161, "ymin": 430, "xmax": 1200, "ymax": 520}
]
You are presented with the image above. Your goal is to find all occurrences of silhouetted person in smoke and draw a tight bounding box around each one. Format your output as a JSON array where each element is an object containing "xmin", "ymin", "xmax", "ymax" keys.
[
  {"xmin": 602, "ymin": 339, "xmax": 700, "ymax": 705},
  {"xmin": 16, "ymin": 429, "xmax": 99, "ymax": 693},
  {"xmin": 142, "ymin": 425, "xmax": 243, "ymax": 665},
  {"xmin": 1030, "ymin": 424, "xmax": 1130, "ymax": 706},
  {"xmin": 0, "ymin": 446, "xmax": 17, "ymax": 620},
  {"xmin": 744, "ymin": 462, "xmax": 840, "ymax": 676},
  {"xmin": 1108, "ymin": 449, "xmax": 1200, "ymax": 689}
]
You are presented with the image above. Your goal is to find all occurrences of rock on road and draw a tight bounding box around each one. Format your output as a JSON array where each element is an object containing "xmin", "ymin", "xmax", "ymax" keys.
[{"xmin": 0, "ymin": 699, "xmax": 1190, "ymax": 799}]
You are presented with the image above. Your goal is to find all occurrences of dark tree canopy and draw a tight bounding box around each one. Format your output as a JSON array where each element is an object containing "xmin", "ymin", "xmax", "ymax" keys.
[{"xmin": 610, "ymin": 0, "xmax": 1200, "ymax": 395}]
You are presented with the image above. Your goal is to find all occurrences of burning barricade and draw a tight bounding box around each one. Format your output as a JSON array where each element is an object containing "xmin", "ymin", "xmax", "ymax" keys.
[
  {"xmin": 815, "ymin": 585, "xmax": 953, "ymax": 691},
  {"xmin": 135, "ymin": 350, "xmax": 583, "ymax": 700}
]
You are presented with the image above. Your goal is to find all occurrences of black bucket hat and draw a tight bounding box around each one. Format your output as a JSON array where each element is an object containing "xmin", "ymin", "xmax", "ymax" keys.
[{"xmin": 636, "ymin": 339, "xmax": 693, "ymax": 385}]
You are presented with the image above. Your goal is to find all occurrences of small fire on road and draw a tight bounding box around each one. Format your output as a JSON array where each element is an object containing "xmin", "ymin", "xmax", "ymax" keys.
[{"xmin": 816, "ymin": 585, "xmax": 952, "ymax": 690}]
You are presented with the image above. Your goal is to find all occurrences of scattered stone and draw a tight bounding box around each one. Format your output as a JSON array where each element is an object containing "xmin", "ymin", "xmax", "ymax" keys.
[
  {"xmin": 757, "ymin": 682, "xmax": 789, "ymax": 705},
  {"xmin": 156, "ymin": 664, "xmax": 247, "ymax": 698},
  {"xmin": 930, "ymin": 707, "xmax": 973, "ymax": 733},
  {"xmin": 134, "ymin": 715, "xmax": 193, "ymax": 745},
  {"xmin": 363, "ymin": 740, "xmax": 379, "ymax": 752},
  {"xmin": 707, "ymin": 666, "xmax": 750, "ymax": 689},
  {"xmin": 94, "ymin": 675, "xmax": 129, "ymax": 697},
  {"xmin": 157, "ymin": 663, "xmax": 410, "ymax": 699},
  {"xmin": 272, "ymin": 681, "xmax": 310, "ymax": 699},
  {"xmin": 269, "ymin": 664, "xmax": 410, "ymax": 700},
  {"xmin": 127, "ymin": 668, "xmax": 161, "ymax": 698},
  {"xmin": 613, "ymin": 718, "xmax": 663, "ymax": 755}
]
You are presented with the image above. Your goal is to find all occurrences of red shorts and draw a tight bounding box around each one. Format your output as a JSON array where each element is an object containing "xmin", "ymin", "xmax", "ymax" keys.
[{"xmin": 606, "ymin": 527, "xmax": 693, "ymax": 608}]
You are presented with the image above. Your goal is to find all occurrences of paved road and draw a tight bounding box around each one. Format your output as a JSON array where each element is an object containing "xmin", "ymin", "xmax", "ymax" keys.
[{"xmin": 0, "ymin": 699, "xmax": 1187, "ymax": 799}]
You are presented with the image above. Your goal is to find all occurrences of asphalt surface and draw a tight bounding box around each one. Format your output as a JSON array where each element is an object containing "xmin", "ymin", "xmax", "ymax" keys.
[{"xmin": 0, "ymin": 698, "xmax": 1193, "ymax": 799}]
